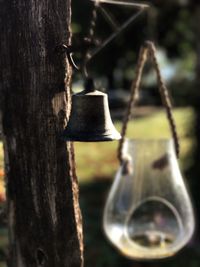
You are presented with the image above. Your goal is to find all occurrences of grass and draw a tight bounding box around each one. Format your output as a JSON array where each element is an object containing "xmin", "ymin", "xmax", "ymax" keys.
[
  {"xmin": 74, "ymin": 107, "xmax": 195, "ymax": 182},
  {"xmin": 0, "ymin": 107, "xmax": 195, "ymax": 184},
  {"xmin": 0, "ymin": 107, "xmax": 196, "ymax": 266}
]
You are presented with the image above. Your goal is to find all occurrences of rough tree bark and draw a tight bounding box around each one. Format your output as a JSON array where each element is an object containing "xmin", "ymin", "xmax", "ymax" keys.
[{"xmin": 0, "ymin": 1, "xmax": 83, "ymax": 267}]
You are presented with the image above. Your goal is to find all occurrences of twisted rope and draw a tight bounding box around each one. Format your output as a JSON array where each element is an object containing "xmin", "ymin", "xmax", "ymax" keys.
[
  {"xmin": 83, "ymin": 2, "xmax": 99, "ymax": 77},
  {"xmin": 118, "ymin": 41, "xmax": 180, "ymax": 165},
  {"xmin": 118, "ymin": 46, "xmax": 148, "ymax": 163},
  {"xmin": 147, "ymin": 42, "xmax": 180, "ymax": 158}
]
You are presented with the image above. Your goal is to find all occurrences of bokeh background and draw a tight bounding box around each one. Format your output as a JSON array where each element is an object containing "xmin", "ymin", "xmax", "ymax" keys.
[{"xmin": 0, "ymin": 0, "xmax": 200, "ymax": 266}]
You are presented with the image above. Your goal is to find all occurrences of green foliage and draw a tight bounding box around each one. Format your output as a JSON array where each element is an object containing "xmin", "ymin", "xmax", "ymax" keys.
[
  {"xmin": 71, "ymin": 0, "xmax": 195, "ymax": 96},
  {"xmin": 158, "ymin": 7, "xmax": 195, "ymax": 58}
]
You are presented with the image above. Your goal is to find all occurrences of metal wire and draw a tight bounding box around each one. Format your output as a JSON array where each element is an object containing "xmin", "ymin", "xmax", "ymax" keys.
[
  {"xmin": 86, "ymin": 8, "xmax": 146, "ymax": 62},
  {"xmin": 82, "ymin": 0, "xmax": 149, "ymax": 76},
  {"xmin": 90, "ymin": 0, "xmax": 149, "ymax": 8}
]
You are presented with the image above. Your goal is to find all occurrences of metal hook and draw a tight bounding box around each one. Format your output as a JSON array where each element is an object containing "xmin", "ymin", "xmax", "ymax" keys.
[
  {"xmin": 61, "ymin": 1, "xmax": 150, "ymax": 75},
  {"xmin": 61, "ymin": 44, "xmax": 80, "ymax": 70}
]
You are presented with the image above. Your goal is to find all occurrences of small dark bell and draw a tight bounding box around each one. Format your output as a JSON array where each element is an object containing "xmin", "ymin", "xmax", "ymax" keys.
[{"xmin": 62, "ymin": 79, "xmax": 121, "ymax": 142}]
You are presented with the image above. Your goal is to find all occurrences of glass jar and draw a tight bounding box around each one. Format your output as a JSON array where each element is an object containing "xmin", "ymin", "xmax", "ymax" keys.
[{"xmin": 103, "ymin": 139, "xmax": 195, "ymax": 260}]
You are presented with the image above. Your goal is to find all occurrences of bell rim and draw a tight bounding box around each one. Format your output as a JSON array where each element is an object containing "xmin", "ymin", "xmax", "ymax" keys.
[{"xmin": 61, "ymin": 131, "xmax": 121, "ymax": 142}]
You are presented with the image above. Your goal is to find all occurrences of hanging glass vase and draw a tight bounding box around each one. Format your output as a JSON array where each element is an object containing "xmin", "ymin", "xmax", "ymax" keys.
[
  {"xmin": 103, "ymin": 139, "xmax": 195, "ymax": 260},
  {"xmin": 103, "ymin": 41, "xmax": 195, "ymax": 260}
]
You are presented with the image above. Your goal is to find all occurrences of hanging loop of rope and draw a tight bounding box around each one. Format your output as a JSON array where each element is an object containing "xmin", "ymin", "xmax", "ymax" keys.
[{"xmin": 118, "ymin": 41, "xmax": 180, "ymax": 165}]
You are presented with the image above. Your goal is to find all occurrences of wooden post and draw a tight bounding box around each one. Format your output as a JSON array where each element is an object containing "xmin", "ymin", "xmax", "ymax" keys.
[{"xmin": 0, "ymin": 0, "xmax": 83, "ymax": 266}]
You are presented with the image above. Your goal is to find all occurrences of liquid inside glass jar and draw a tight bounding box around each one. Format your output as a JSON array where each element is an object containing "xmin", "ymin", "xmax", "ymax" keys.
[{"xmin": 124, "ymin": 197, "xmax": 183, "ymax": 256}]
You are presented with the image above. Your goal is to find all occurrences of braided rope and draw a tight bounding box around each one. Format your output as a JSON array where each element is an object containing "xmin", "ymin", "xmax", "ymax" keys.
[
  {"xmin": 147, "ymin": 41, "xmax": 180, "ymax": 158},
  {"xmin": 87, "ymin": 2, "xmax": 98, "ymax": 49},
  {"xmin": 118, "ymin": 41, "xmax": 180, "ymax": 165},
  {"xmin": 118, "ymin": 46, "xmax": 148, "ymax": 163},
  {"xmin": 83, "ymin": 2, "xmax": 99, "ymax": 77}
]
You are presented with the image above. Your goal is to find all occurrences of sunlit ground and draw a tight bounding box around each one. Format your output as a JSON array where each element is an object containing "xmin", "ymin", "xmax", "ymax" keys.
[
  {"xmin": 74, "ymin": 107, "xmax": 195, "ymax": 182},
  {"xmin": 0, "ymin": 107, "xmax": 196, "ymax": 267},
  {"xmin": 0, "ymin": 108, "xmax": 195, "ymax": 185}
]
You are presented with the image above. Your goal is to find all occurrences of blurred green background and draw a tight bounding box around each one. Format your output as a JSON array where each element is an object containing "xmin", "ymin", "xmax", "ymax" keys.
[{"xmin": 1, "ymin": 0, "xmax": 200, "ymax": 266}]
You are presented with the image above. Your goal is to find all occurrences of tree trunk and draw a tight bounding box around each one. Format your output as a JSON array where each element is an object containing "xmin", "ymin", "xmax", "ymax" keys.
[{"xmin": 0, "ymin": 1, "xmax": 83, "ymax": 267}]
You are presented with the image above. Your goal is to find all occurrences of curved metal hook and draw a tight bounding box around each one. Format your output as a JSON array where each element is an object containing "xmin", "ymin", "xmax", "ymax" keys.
[
  {"xmin": 61, "ymin": 1, "xmax": 150, "ymax": 76},
  {"xmin": 61, "ymin": 44, "xmax": 80, "ymax": 70}
]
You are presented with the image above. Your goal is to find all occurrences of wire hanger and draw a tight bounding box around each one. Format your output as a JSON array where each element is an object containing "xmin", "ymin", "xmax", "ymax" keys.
[{"xmin": 62, "ymin": 0, "xmax": 150, "ymax": 77}]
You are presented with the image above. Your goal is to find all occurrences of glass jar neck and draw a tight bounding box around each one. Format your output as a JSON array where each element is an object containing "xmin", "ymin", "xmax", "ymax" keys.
[{"xmin": 123, "ymin": 139, "xmax": 175, "ymax": 160}]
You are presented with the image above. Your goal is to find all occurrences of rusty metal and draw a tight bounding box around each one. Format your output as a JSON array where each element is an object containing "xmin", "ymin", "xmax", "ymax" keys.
[{"xmin": 62, "ymin": 78, "xmax": 121, "ymax": 142}]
